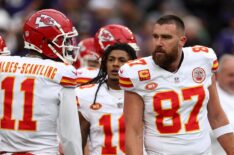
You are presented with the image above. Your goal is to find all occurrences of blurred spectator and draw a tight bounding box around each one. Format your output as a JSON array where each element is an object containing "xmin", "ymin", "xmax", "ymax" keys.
[
  {"xmin": 210, "ymin": 54, "xmax": 234, "ymax": 155},
  {"xmin": 181, "ymin": 0, "xmax": 222, "ymax": 40},
  {"xmin": 3, "ymin": 0, "xmax": 55, "ymax": 15},
  {"xmin": 117, "ymin": 0, "xmax": 142, "ymax": 32},
  {"xmin": 87, "ymin": 0, "xmax": 118, "ymax": 35},
  {"xmin": 183, "ymin": 15, "xmax": 211, "ymax": 46},
  {"xmin": 157, "ymin": 0, "xmax": 186, "ymax": 16},
  {"xmin": 2, "ymin": 0, "xmax": 33, "ymax": 16},
  {"xmin": 136, "ymin": 13, "xmax": 160, "ymax": 57},
  {"xmin": 55, "ymin": 0, "xmax": 83, "ymax": 30},
  {"xmin": 213, "ymin": 15, "xmax": 234, "ymax": 58}
]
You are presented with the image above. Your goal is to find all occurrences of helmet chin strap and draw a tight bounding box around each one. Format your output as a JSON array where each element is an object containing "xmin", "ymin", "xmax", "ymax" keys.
[
  {"xmin": 24, "ymin": 41, "xmax": 43, "ymax": 54},
  {"xmin": 48, "ymin": 43, "xmax": 72, "ymax": 64}
]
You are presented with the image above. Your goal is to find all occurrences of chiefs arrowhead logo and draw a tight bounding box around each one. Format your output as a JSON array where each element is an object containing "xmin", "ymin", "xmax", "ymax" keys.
[
  {"xmin": 98, "ymin": 29, "xmax": 114, "ymax": 42},
  {"xmin": 35, "ymin": 14, "xmax": 58, "ymax": 28},
  {"xmin": 98, "ymin": 29, "xmax": 114, "ymax": 50}
]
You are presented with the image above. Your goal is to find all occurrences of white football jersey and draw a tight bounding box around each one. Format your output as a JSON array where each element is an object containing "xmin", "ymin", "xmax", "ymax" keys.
[
  {"xmin": 77, "ymin": 67, "xmax": 99, "ymax": 85},
  {"xmin": 76, "ymin": 83, "xmax": 126, "ymax": 155},
  {"xmin": 0, "ymin": 56, "xmax": 78, "ymax": 154},
  {"xmin": 119, "ymin": 46, "xmax": 218, "ymax": 155}
]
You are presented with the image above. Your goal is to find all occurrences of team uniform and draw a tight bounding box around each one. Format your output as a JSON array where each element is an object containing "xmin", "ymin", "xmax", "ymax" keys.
[
  {"xmin": 119, "ymin": 46, "xmax": 218, "ymax": 155},
  {"xmin": 76, "ymin": 67, "xmax": 99, "ymax": 85},
  {"xmin": 76, "ymin": 83, "xmax": 126, "ymax": 155},
  {"xmin": 0, "ymin": 56, "xmax": 81, "ymax": 155}
]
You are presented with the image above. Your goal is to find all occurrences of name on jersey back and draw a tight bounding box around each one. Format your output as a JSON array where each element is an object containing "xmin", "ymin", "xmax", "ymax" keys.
[{"xmin": 0, "ymin": 61, "xmax": 57, "ymax": 80}]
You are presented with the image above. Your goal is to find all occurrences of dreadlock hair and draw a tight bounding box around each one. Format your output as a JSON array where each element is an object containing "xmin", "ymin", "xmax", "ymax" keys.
[{"xmin": 84, "ymin": 42, "xmax": 137, "ymax": 105}]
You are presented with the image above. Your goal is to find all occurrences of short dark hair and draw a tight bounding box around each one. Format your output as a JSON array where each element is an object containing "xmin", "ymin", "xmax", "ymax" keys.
[{"xmin": 156, "ymin": 14, "xmax": 185, "ymax": 33}]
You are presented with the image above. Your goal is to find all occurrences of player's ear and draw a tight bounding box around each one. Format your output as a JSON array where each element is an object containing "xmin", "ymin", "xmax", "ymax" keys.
[{"xmin": 179, "ymin": 35, "xmax": 187, "ymax": 47}]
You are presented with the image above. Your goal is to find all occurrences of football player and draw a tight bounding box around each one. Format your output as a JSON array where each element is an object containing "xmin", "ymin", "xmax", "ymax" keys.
[
  {"xmin": 0, "ymin": 9, "xmax": 82, "ymax": 155},
  {"xmin": 75, "ymin": 37, "xmax": 100, "ymax": 85},
  {"xmin": 119, "ymin": 14, "xmax": 234, "ymax": 155},
  {"xmin": 76, "ymin": 24, "xmax": 139, "ymax": 155},
  {"xmin": 76, "ymin": 24, "xmax": 140, "ymax": 86}
]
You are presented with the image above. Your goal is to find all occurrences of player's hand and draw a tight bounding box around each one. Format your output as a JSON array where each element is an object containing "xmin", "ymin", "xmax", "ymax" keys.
[{"xmin": 59, "ymin": 143, "xmax": 64, "ymax": 155}]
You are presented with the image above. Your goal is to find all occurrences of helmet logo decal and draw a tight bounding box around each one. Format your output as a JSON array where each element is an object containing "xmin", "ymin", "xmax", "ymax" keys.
[
  {"xmin": 35, "ymin": 14, "xmax": 58, "ymax": 28},
  {"xmin": 98, "ymin": 29, "xmax": 114, "ymax": 50},
  {"xmin": 98, "ymin": 29, "xmax": 114, "ymax": 42}
]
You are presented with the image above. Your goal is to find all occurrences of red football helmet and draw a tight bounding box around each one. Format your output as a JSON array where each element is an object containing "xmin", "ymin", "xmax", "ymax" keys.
[
  {"xmin": 75, "ymin": 37, "xmax": 100, "ymax": 68},
  {"xmin": 23, "ymin": 9, "xmax": 79, "ymax": 64},
  {"xmin": 0, "ymin": 35, "xmax": 10, "ymax": 56},
  {"xmin": 79, "ymin": 38, "xmax": 99, "ymax": 60},
  {"xmin": 94, "ymin": 24, "xmax": 139, "ymax": 56}
]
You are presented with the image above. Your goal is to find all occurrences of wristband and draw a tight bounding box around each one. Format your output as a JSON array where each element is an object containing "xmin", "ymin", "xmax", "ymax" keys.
[{"xmin": 213, "ymin": 124, "xmax": 233, "ymax": 138}]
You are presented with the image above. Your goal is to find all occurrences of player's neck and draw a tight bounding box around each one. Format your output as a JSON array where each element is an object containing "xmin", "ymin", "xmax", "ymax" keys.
[
  {"xmin": 107, "ymin": 79, "xmax": 121, "ymax": 90},
  {"xmin": 167, "ymin": 51, "xmax": 184, "ymax": 73}
]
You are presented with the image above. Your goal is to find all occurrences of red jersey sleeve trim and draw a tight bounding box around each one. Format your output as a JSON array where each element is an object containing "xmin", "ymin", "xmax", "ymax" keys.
[
  {"xmin": 212, "ymin": 60, "xmax": 219, "ymax": 72},
  {"xmin": 76, "ymin": 77, "xmax": 92, "ymax": 84},
  {"xmin": 119, "ymin": 76, "xmax": 133, "ymax": 88},
  {"xmin": 60, "ymin": 76, "xmax": 77, "ymax": 87}
]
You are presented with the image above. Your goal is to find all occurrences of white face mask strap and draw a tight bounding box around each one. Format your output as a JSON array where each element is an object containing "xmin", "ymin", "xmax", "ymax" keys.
[{"xmin": 213, "ymin": 124, "xmax": 233, "ymax": 138}]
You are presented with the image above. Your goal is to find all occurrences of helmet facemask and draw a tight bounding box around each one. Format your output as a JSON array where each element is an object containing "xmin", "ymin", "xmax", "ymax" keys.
[{"xmin": 50, "ymin": 27, "xmax": 79, "ymax": 64}]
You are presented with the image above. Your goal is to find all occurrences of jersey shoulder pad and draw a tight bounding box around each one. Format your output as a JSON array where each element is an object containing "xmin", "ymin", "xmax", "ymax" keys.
[
  {"xmin": 76, "ymin": 67, "xmax": 99, "ymax": 84},
  {"xmin": 53, "ymin": 62, "xmax": 78, "ymax": 87},
  {"xmin": 184, "ymin": 46, "xmax": 218, "ymax": 72},
  {"xmin": 119, "ymin": 57, "xmax": 151, "ymax": 90}
]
